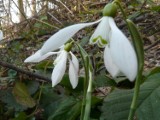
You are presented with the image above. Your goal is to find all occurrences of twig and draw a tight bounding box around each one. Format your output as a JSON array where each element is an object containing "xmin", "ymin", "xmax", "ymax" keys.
[
  {"xmin": 0, "ymin": 61, "xmax": 51, "ymax": 82},
  {"xmin": 140, "ymin": 0, "xmax": 147, "ymax": 11},
  {"xmin": 57, "ymin": 0, "xmax": 74, "ymax": 16},
  {"xmin": 144, "ymin": 40, "xmax": 160, "ymax": 51},
  {"xmin": 47, "ymin": 12, "xmax": 63, "ymax": 25}
]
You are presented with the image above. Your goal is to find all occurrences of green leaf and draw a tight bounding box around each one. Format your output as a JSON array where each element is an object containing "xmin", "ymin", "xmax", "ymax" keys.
[
  {"xmin": 136, "ymin": 73, "xmax": 160, "ymax": 120},
  {"xmin": 60, "ymin": 74, "xmax": 84, "ymax": 93},
  {"xmin": 40, "ymin": 85, "xmax": 64, "ymax": 118},
  {"xmin": 146, "ymin": 67, "xmax": 160, "ymax": 77},
  {"xmin": 128, "ymin": 11, "xmax": 142, "ymax": 20},
  {"xmin": 101, "ymin": 73, "xmax": 160, "ymax": 120},
  {"xmin": 0, "ymin": 89, "xmax": 27, "ymax": 111},
  {"xmin": 12, "ymin": 82, "xmax": 36, "ymax": 108},
  {"xmin": 76, "ymin": 44, "xmax": 89, "ymax": 69},
  {"xmin": 26, "ymin": 81, "xmax": 39, "ymax": 95},
  {"xmin": 100, "ymin": 89, "xmax": 132, "ymax": 120},
  {"xmin": 48, "ymin": 97, "xmax": 81, "ymax": 120},
  {"xmin": 94, "ymin": 75, "xmax": 117, "ymax": 87}
]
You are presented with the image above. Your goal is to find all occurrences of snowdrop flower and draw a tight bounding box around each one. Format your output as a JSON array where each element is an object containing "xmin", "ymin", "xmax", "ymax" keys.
[
  {"xmin": 25, "ymin": 3, "xmax": 137, "ymax": 81},
  {"xmin": 89, "ymin": 3, "xmax": 138, "ymax": 81},
  {"xmin": 25, "ymin": 44, "xmax": 79, "ymax": 89},
  {"xmin": 92, "ymin": 16, "xmax": 138, "ymax": 81},
  {"xmin": 0, "ymin": 30, "xmax": 3, "ymax": 41}
]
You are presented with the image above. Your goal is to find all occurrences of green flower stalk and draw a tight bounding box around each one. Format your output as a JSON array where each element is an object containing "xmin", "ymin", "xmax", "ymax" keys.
[{"xmin": 127, "ymin": 19, "xmax": 144, "ymax": 120}]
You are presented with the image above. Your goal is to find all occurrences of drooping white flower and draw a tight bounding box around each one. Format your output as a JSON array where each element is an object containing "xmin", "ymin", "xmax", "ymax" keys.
[
  {"xmin": 38, "ymin": 15, "xmax": 137, "ymax": 81},
  {"xmin": 24, "ymin": 48, "xmax": 79, "ymax": 89},
  {"xmin": 101, "ymin": 17, "xmax": 138, "ymax": 81},
  {"xmin": 89, "ymin": 16, "xmax": 138, "ymax": 81},
  {"xmin": 108, "ymin": 17, "xmax": 138, "ymax": 81},
  {"xmin": 25, "ymin": 2, "xmax": 137, "ymax": 82}
]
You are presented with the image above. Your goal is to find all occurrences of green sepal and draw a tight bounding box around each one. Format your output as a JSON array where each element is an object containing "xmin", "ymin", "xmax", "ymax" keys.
[{"xmin": 103, "ymin": 3, "xmax": 117, "ymax": 17}]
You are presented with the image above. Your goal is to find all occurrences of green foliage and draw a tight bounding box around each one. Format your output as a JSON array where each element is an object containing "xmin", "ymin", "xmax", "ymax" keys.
[
  {"xmin": 40, "ymin": 85, "xmax": 66, "ymax": 118},
  {"xmin": 0, "ymin": 89, "xmax": 27, "ymax": 111},
  {"xmin": 101, "ymin": 73, "xmax": 160, "ymax": 120},
  {"xmin": 146, "ymin": 67, "xmax": 160, "ymax": 77},
  {"xmin": 12, "ymin": 82, "xmax": 36, "ymax": 108},
  {"xmin": 26, "ymin": 81, "xmax": 39, "ymax": 95},
  {"xmin": 60, "ymin": 74, "xmax": 84, "ymax": 93},
  {"xmin": 94, "ymin": 75, "xmax": 117, "ymax": 87},
  {"xmin": 136, "ymin": 73, "xmax": 160, "ymax": 120},
  {"xmin": 48, "ymin": 97, "xmax": 81, "ymax": 120}
]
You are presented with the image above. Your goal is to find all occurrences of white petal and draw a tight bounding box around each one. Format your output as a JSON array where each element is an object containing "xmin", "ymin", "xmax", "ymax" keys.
[
  {"xmin": 54, "ymin": 50, "xmax": 65, "ymax": 65},
  {"xmin": 109, "ymin": 17, "xmax": 138, "ymax": 81},
  {"xmin": 89, "ymin": 17, "xmax": 110, "ymax": 46},
  {"xmin": 70, "ymin": 52, "xmax": 79, "ymax": 71},
  {"xmin": 104, "ymin": 45, "xmax": 120, "ymax": 77},
  {"xmin": 69, "ymin": 59, "xmax": 79, "ymax": 89},
  {"xmin": 52, "ymin": 51, "xmax": 68, "ymax": 87},
  {"xmin": 0, "ymin": 30, "xmax": 3, "ymax": 41},
  {"xmin": 40, "ymin": 18, "xmax": 102, "ymax": 55},
  {"xmin": 24, "ymin": 50, "xmax": 59, "ymax": 63}
]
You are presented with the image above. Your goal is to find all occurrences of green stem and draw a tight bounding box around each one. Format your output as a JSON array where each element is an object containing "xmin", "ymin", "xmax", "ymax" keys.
[
  {"xmin": 80, "ymin": 57, "xmax": 89, "ymax": 120},
  {"xmin": 80, "ymin": 69, "xmax": 88, "ymax": 120},
  {"xmin": 83, "ymin": 69, "xmax": 92, "ymax": 120},
  {"xmin": 128, "ymin": 69, "xmax": 142, "ymax": 120},
  {"xmin": 113, "ymin": 0, "xmax": 127, "ymax": 21},
  {"xmin": 76, "ymin": 43, "xmax": 90, "ymax": 120}
]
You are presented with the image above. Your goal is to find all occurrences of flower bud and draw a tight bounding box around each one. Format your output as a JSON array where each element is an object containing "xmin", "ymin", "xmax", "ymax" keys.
[{"xmin": 103, "ymin": 3, "xmax": 117, "ymax": 17}]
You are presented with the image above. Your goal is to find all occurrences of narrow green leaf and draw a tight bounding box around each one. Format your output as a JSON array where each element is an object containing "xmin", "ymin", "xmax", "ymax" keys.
[{"xmin": 126, "ymin": 19, "xmax": 144, "ymax": 71}]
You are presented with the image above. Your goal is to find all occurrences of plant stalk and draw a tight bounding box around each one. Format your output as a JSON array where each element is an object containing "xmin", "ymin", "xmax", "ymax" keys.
[
  {"xmin": 83, "ymin": 69, "xmax": 92, "ymax": 120},
  {"xmin": 128, "ymin": 71, "xmax": 142, "ymax": 120}
]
